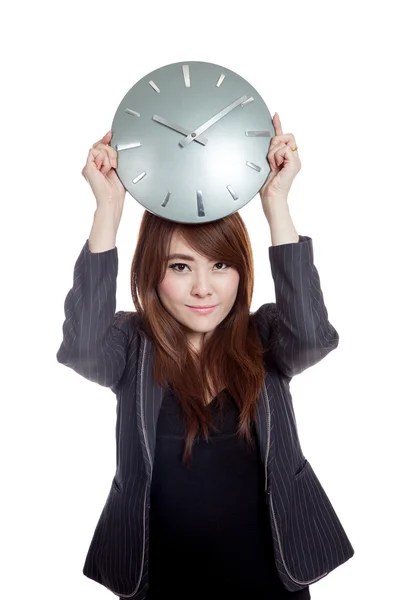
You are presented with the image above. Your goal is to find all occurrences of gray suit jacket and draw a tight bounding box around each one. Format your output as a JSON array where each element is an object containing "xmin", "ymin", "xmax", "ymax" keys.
[{"xmin": 56, "ymin": 234, "xmax": 354, "ymax": 598}]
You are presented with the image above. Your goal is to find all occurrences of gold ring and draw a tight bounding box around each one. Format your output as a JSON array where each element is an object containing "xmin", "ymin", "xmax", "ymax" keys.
[{"xmin": 291, "ymin": 146, "xmax": 298, "ymax": 152}]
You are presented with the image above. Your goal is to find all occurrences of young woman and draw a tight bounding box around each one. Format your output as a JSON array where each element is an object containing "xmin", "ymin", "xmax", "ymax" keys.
[{"xmin": 57, "ymin": 114, "xmax": 354, "ymax": 599}]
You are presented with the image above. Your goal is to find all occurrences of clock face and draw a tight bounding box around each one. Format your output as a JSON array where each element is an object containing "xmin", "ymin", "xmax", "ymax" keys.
[{"xmin": 111, "ymin": 60, "xmax": 274, "ymax": 223}]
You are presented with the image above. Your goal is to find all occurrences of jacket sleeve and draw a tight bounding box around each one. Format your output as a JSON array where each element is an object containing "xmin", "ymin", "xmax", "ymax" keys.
[
  {"xmin": 56, "ymin": 239, "xmax": 129, "ymax": 389},
  {"xmin": 253, "ymin": 235, "xmax": 339, "ymax": 378}
]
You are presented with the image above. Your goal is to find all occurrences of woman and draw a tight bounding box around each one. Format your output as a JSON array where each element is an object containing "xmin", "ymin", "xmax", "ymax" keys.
[{"xmin": 56, "ymin": 114, "xmax": 354, "ymax": 599}]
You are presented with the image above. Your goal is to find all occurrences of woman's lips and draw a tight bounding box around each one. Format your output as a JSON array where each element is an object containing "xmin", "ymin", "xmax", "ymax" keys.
[{"xmin": 186, "ymin": 305, "xmax": 217, "ymax": 315}]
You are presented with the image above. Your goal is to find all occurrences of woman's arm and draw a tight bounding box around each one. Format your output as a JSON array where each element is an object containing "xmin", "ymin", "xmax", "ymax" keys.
[
  {"xmin": 254, "ymin": 229, "xmax": 339, "ymax": 379},
  {"xmin": 255, "ymin": 113, "xmax": 338, "ymax": 378},
  {"xmin": 56, "ymin": 210, "xmax": 129, "ymax": 389}
]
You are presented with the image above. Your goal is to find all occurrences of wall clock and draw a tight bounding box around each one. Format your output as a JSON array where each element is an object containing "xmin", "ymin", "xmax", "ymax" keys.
[{"xmin": 110, "ymin": 60, "xmax": 274, "ymax": 223}]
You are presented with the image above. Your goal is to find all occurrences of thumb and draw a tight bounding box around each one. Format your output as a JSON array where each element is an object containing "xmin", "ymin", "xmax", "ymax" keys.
[
  {"xmin": 265, "ymin": 167, "xmax": 278, "ymax": 185},
  {"xmin": 106, "ymin": 166, "xmax": 125, "ymax": 189},
  {"xmin": 260, "ymin": 167, "xmax": 278, "ymax": 196}
]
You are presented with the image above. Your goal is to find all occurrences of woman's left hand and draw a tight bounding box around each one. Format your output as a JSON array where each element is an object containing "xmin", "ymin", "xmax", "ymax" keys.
[{"xmin": 260, "ymin": 113, "xmax": 302, "ymax": 204}]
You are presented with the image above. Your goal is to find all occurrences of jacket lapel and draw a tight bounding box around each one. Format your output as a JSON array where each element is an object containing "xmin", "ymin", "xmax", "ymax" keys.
[{"xmin": 136, "ymin": 331, "xmax": 165, "ymax": 481}]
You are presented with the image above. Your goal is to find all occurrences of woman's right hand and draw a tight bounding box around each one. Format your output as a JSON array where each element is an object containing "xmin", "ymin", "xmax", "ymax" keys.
[{"xmin": 81, "ymin": 131, "xmax": 126, "ymax": 215}]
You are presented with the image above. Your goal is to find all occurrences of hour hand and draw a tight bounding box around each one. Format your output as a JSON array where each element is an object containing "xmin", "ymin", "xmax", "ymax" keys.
[{"xmin": 152, "ymin": 115, "xmax": 208, "ymax": 146}]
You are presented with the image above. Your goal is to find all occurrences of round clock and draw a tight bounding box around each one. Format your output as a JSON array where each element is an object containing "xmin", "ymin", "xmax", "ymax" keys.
[{"xmin": 110, "ymin": 60, "xmax": 274, "ymax": 223}]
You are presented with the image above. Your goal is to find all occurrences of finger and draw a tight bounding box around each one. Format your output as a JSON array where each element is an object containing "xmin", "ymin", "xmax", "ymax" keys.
[
  {"xmin": 273, "ymin": 144, "xmax": 301, "ymax": 170},
  {"xmin": 87, "ymin": 148, "xmax": 102, "ymax": 172},
  {"xmin": 269, "ymin": 133, "xmax": 296, "ymax": 150},
  {"xmin": 273, "ymin": 113, "xmax": 284, "ymax": 136},
  {"xmin": 98, "ymin": 149, "xmax": 112, "ymax": 175},
  {"xmin": 268, "ymin": 142, "xmax": 287, "ymax": 170},
  {"xmin": 92, "ymin": 141, "xmax": 118, "ymax": 169},
  {"xmin": 274, "ymin": 145, "xmax": 289, "ymax": 169},
  {"xmin": 89, "ymin": 147, "xmax": 112, "ymax": 174},
  {"xmin": 82, "ymin": 149, "xmax": 98, "ymax": 179}
]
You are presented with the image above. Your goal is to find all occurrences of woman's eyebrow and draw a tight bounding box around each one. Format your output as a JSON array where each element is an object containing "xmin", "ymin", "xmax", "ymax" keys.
[
  {"xmin": 167, "ymin": 253, "xmax": 195, "ymax": 261},
  {"xmin": 166, "ymin": 253, "xmax": 219, "ymax": 262}
]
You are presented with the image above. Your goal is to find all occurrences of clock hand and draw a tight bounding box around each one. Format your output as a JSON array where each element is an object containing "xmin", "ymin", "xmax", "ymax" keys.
[
  {"xmin": 152, "ymin": 115, "xmax": 208, "ymax": 146},
  {"xmin": 178, "ymin": 95, "xmax": 248, "ymax": 148}
]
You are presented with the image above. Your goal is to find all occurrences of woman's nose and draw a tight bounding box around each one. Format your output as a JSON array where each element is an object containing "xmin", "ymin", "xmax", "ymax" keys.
[{"xmin": 191, "ymin": 274, "xmax": 213, "ymax": 294}]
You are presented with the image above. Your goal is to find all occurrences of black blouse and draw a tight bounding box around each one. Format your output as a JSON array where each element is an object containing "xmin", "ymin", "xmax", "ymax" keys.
[{"xmin": 146, "ymin": 388, "xmax": 311, "ymax": 600}]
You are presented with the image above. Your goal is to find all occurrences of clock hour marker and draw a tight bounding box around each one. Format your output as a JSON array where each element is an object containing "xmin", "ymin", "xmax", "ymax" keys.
[
  {"xmin": 216, "ymin": 74, "xmax": 225, "ymax": 87},
  {"xmin": 245, "ymin": 130, "xmax": 271, "ymax": 137},
  {"xmin": 125, "ymin": 109, "xmax": 140, "ymax": 117},
  {"xmin": 162, "ymin": 192, "xmax": 171, "ymax": 207},
  {"xmin": 132, "ymin": 171, "xmax": 146, "ymax": 184},
  {"xmin": 227, "ymin": 185, "xmax": 239, "ymax": 200},
  {"xmin": 182, "ymin": 65, "xmax": 190, "ymax": 88},
  {"xmin": 241, "ymin": 97, "xmax": 254, "ymax": 106},
  {"xmin": 197, "ymin": 190, "xmax": 205, "ymax": 217},
  {"xmin": 246, "ymin": 161, "xmax": 261, "ymax": 172},
  {"xmin": 149, "ymin": 80, "xmax": 161, "ymax": 93},
  {"xmin": 115, "ymin": 142, "xmax": 141, "ymax": 151}
]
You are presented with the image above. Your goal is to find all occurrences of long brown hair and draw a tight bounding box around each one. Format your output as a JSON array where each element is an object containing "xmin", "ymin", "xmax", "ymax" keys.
[{"xmin": 130, "ymin": 210, "xmax": 265, "ymax": 464}]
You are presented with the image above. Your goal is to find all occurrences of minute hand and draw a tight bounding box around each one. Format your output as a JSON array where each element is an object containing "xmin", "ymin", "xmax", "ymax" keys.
[{"xmin": 179, "ymin": 95, "xmax": 248, "ymax": 148}]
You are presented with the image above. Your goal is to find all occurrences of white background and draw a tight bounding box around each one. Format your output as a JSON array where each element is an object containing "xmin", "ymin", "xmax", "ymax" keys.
[{"xmin": 2, "ymin": 1, "xmax": 399, "ymax": 598}]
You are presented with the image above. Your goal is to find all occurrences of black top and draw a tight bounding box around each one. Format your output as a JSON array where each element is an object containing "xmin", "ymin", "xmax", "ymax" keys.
[{"xmin": 146, "ymin": 388, "xmax": 310, "ymax": 600}]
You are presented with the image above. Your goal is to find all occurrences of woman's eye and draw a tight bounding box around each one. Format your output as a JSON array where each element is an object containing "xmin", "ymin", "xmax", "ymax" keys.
[
  {"xmin": 168, "ymin": 262, "xmax": 230, "ymax": 272},
  {"xmin": 169, "ymin": 263, "xmax": 188, "ymax": 272}
]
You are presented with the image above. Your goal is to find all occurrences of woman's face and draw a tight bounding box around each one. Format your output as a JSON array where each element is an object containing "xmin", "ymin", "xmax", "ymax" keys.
[{"xmin": 157, "ymin": 231, "xmax": 240, "ymax": 350}]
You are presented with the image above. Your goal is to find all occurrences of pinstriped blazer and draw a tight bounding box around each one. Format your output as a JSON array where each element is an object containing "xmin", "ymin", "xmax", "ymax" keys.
[{"xmin": 56, "ymin": 234, "xmax": 355, "ymax": 599}]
